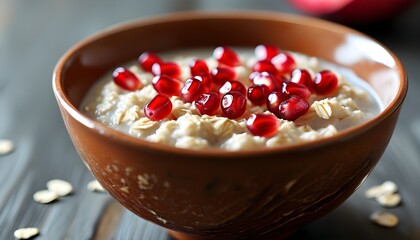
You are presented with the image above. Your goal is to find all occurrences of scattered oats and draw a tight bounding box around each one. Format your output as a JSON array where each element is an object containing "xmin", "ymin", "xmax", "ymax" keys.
[
  {"xmin": 0, "ymin": 139, "xmax": 14, "ymax": 156},
  {"xmin": 13, "ymin": 227, "xmax": 39, "ymax": 239},
  {"xmin": 87, "ymin": 180, "xmax": 106, "ymax": 192},
  {"xmin": 46, "ymin": 179, "xmax": 73, "ymax": 197},
  {"xmin": 370, "ymin": 211, "xmax": 399, "ymax": 228},
  {"xmin": 365, "ymin": 181, "xmax": 398, "ymax": 199},
  {"xmin": 376, "ymin": 193, "xmax": 402, "ymax": 208},
  {"xmin": 33, "ymin": 190, "xmax": 59, "ymax": 204}
]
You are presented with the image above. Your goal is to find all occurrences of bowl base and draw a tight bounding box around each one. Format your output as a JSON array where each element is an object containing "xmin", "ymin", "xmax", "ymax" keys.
[{"xmin": 167, "ymin": 229, "xmax": 297, "ymax": 240}]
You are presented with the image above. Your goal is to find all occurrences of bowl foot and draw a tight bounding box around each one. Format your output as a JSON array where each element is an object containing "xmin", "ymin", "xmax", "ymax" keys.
[{"xmin": 167, "ymin": 229, "xmax": 297, "ymax": 240}]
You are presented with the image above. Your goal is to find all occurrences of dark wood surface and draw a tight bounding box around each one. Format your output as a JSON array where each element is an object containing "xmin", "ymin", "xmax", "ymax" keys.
[{"xmin": 1, "ymin": 0, "xmax": 420, "ymax": 239}]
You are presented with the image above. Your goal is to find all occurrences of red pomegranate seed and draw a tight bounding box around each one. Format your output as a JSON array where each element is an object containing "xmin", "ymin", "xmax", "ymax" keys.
[
  {"xmin": 271, "ymin": 53, "xmax": 296, "ymax": 76},
  {"xmin": 255, "ymin": 44, "xmax": 280, "ymax": 61},
  {"xmin": 267, "ymin": 91, "xmax": 287, "ymax": 117},
  {"xmin": 213, "ymin": 46, "xmax": 240, "ymax": 67},
  {"xmin": 219, "ymin": 80, "xmax": 247, "ymax": 96},
  {"xmin": 112, "ymin": 67, "xmax": 142, "ymax": 91},
  {"xmin": 313, "ymin": 70, "xmax": 338, "ymax": 95},
  {"xmin": 194, "ymin": 92, "xmax": 220, "ymax": 115},
  {"xmin": 152, "ymin": 75, "xmax": 182, "ymax": 96},
  {"xmin": 194, "ymin": 74, "xmax": 214, "ymax": 91},
  {"xmin": 282, "ymin": 81, "xmax": 311, "ymax": 100},
  {"xmin": 250, "ymin": 71, "xmax": 283, "ymax": 92},
  {"xmin": 291, "ymin": 69, "xmax": 313, "ymax": 89},
  {"xmin": 210, "ymin": 66, "xmax": 237, "ymax": 85},
  {"xmin": 279, "ymin": 95, "xmax": 309, "ymax": 121},
  {"xmin": 181, "ymin": 78, "xmax": 205, "ymax": 103},
  {"xmin": 221, "ymin": 92, "xmax": 247, "ymax": 119},
  {"xmin": 252, "ymin": 60, "xmax": 278, "ymax": 75},
  {"xmin": 246, "ymin": 113, "xmax": 279, "ymax": 137},
  {"xmin": 189, "ymin": 58, "xmax": 210, "ymax": 76},
  {"xmin": 138, "ymin": 52, "xmax": 162, "ymax": 72},
  {"xmin": 247, "ymin": 84, "xmax": 270, "ymax": 106},
  {"xmin": 151, "ymin": 62, "xmax": 181, "ymax": 78},
  {"xmin": 144, "ymin": 94, "xmax": 172, "ymax": 121}
]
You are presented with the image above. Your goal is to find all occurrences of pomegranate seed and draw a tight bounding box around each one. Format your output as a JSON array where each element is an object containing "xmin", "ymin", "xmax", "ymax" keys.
[
  {"xmin": 144, "ymin": 94, "xmax": 172, "ymax": 121},
  {"xmin": 152, "ymin": 75, "xmax": 182, "ymax": 96},
  {"xmin": 193, "ymin": 74, "xmax": 214, "ymax": 91},
  {"xmin": 271, "ymin": 53, "xmax": 296, "ymax": 76},
  {"xmin": 194, "ymin": 92, "xmax": 220, "ymax": 115},
  {"xmin": 267, "ymin": 91, "xmax": 286, "ymax": 116},
  {"xmin": 219, "ymin": 80, "xmax": 247, "ymax": 96},
  {"xmin": 181, "ymin": 78, "xmax": 205, "ymax": 103},
  {"xmin": 210, "ymin": 66, "xmax": 237, "ymax": 85},
  {"xmin": 221, "ymin": 92, "xmax": 247, "ymax": 119},
  {"xmin": 252, "ymin": 60, "xmax": 278, "ymax": 75},
  {"xmin": 313, "ymin": 70, "xmax": 338, "ymax": 95},
  {"xmin": 250, "ymin": 71, "xmax": 283, "ymax": 92},
  {"xmin": 291, "ymin": 69, "xmax": 313, "ymax": 89},
  {"xmin": 213, "ymin": 46, "xmax": 240, "ymax": 67},
  {"xmin": 282, "ymin": 81, "xmax": 311, "ymax": 100},
  {"xmin": 246, "ymin": 113, "xmax": 279, "ymax": 137},
  {"xmin": 112, "ymin": 67, "xmax": 142, "ymax": 91},
  {"xmin": 247, "ymin": 84, "xmax": 270, "ymax": 106},
  {"xmin": 255, "ymin": 44, "xmax": 280, "ymax": 61},
  {"xmin": 151, "ymin": 62, "xmax": 181, "ymax": 78},
  {"xmin": 189, "ymin": 58, "xmax": 209, "ymax": 76},
  {"xmin": 138, "ymin": 52, "xmax": 162, "ymax": 72},
  {"xmin": 279, "ymin": 95, "xmax": 309, "ymax": 121}
]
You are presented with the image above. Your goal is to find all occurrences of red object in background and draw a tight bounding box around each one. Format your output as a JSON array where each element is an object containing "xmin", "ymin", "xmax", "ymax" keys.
[{"xmin": 290, "ymin": 0, "xmax": 415, "ymax": 24}]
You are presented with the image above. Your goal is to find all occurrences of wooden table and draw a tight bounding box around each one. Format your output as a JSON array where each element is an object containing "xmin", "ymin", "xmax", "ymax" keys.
[{"xmin": 1, "ymin": 0, "xmax": 420, "ymax": 239}]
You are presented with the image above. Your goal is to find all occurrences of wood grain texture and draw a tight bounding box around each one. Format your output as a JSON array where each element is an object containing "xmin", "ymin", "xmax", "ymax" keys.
[{"xmin": 1, "ymin": 0, "xmax": 419, "ymax": 239}]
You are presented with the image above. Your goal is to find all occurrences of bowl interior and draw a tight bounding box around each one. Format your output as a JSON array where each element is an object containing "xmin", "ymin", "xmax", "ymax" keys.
[{"xmin": 56, "ymin": 12, "xmax": 405, "ymax": 119}]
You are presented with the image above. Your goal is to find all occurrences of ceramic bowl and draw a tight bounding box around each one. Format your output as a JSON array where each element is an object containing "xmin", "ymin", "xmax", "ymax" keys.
[{"xmin": 53, "ymin": 11, "xmax": 407, "ymax": 240}]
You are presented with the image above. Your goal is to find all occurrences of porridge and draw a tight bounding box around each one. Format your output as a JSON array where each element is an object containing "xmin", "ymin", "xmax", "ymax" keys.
[{"xmin": 82, "ymin": 45, "xmax": 381, "ymax": 150}]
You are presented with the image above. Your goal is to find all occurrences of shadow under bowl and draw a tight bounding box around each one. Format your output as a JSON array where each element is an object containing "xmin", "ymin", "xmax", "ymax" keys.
[{"xmin": 53, "ymin": 11, "xmax": 407, "ymax": 240}]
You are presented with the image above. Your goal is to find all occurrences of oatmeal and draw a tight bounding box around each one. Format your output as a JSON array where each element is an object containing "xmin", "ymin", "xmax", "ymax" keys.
[{"xmin": 82, "ymin": 46, "xmax": 381, "ymax": 150}]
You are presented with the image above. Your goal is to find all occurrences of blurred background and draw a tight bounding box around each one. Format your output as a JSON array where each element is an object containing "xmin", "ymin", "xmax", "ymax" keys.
[{"xmin": 1, "ymin": 0, "xmax": 420, "ymax": 239}]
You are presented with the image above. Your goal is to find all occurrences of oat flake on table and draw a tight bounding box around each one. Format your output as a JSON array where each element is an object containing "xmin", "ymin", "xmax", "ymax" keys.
[
  {"xmin": 376, "ymin": 193, "xmax": 402, "ymax": 208},
  {"xmin": 13, "ymin": 227, "xmax": 39, "ymax": 239},
  {"xmin": 0, "ymin": 139, "xmax": 14, "ymax": 156},
  {"xmin": 365, "ymin": 181, "xmax": 398, "ymax": 199},
  {"xmin": 87, "ymin": 180, "xmax": 106, "ymax": 192},
  {"xmin": 46, "ymin": 179, "xmax": 73, "ymax": 196},
  {"xmin": 33, "ymin": 190, "xmax": 59, "ymax": 204},
  {"xmin": 370, "ymin": 211, "xmax": 399, "ymax": 228}
]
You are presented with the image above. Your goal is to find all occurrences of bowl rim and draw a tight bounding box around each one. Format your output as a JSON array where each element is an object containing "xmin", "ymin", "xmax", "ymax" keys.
[{"xmin": 52, "ymin": 10, "xmax": 408, "ymax": 158}]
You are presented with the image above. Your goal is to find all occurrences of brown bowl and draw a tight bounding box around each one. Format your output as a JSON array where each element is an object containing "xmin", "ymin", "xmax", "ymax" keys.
[{"xmin": 53, "ymin": 11, "xmax": 407, "ymax": 239}]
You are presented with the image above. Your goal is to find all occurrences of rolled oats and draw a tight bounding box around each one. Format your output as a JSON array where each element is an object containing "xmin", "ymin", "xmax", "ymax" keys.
[
  {"xmin": 87, "ymin": 180, "xmax": 106, "ymax": 193},
  {"xmin": 370, "ymin": 211, "xmax": 399, "ymax": 228},
  {"xmin": 46, "ymin": 179, "xmax": 73, "ymax": 197},
  {"xmin": 313, "ymin": 100, "xmax": 332, "ymax": 119},
  {"xmin": 365, "ymin": 181, "xmax": 398, "ymax": 199},
  {"xmin": 13, "ymin": 227, "xmax": 39, "ymax": 239},
  {"xmin": 376, "ymin": 193, "xmax": 401, "ymax": 208},
  {"xmin": 0, "ymin": 139, "xmax": 14, "ymax": 156},
  {"xmin": 33, "ymin": 190, "xmax": 59, "ymax": 204}
]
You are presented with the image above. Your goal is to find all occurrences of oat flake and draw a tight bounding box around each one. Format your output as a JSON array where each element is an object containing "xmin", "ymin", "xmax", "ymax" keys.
[
  {"xmin": 33, "ymin": 190, "xmax": 59, "ymax": 204},
  {"xmin": 376, "ymin": 193, "xmax": 401, "ymax": 208},
  {"xmin": 13, "ymin": 227, "xmax": 39, "ymax": 239},
  {"xmin": 370, "ymin": 211, "xmax": 399, "ymax": 228},
  {"xmin": 313, "ymin": 101, "xmax": 332, "ymax": 119},
  {"xmin": 0, "ymin": 139, "xmax": 14, "ymax": 156},
  {"xmin": 46, "ymin": 179, "xmax": 73, "ymax": 197},
  {"xmin": 87, "ymin": 180, "xmax": 106, "ymax": 192},
  {"xmin": 365, "ymin": 181, "xmax": 398, "ymax": 199}
]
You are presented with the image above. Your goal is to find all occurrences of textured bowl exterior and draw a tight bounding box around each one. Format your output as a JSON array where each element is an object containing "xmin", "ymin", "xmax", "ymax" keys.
[{"xmin": 53, "ymin": 12, "xmax": 407, "ymax": 239}]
